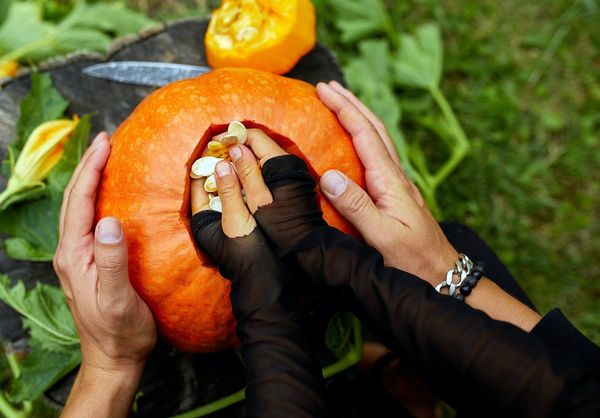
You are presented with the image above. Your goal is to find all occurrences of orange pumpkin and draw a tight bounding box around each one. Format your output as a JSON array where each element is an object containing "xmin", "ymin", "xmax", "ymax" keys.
[
  {"xmin": 96, "ymin": 68, "xmax": 365, "ymax": 352},
  {"xmin": 205, "ymin": 0, "xmax": 316, "ymax": 75}
]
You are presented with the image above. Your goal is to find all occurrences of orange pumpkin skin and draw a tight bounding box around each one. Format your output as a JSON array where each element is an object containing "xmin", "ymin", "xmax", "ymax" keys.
[{"xmin": 96, "ymin": 68, "xmax": 365, "ymax": 352}]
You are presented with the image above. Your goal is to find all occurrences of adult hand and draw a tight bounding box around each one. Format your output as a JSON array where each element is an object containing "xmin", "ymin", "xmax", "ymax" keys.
[
  {"xmin": 314, "ymin": 81, "xmax": 459, "ymax": 287},
  {"xmin": 315, "ymin": 82, "xmax": 540, "ymax": 331},
  {"xmin": 54, "ymin": 132, "xmax": 156, "ymax": 418}
]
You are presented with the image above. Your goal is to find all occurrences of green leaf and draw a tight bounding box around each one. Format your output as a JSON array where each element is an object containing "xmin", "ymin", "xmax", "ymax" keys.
[
  {"xmin": 0, "ymin": 0, "xmax": 157, "ymax": 65},
  {"xmin": 56, "ymin": 27, "xmax": 112, "ymax": 53},
  {"xmin": 3, "ymin": 238, "xmax": 54, "ymax": 261},
  {"xmin": 0, "ymin": 275, "xmax": 80, "ymax": 353},
  {"xmin": 0, "ymin": 0, "xmax": 11, "ymax": 27},
  {"xmin": 9, "ymin": 339, "xmax": 81, "ymax": 403},
  {"xmin": 393, "ymin": 23, "xmax": 443, "ymax": 91},
  {"xmin": 0, "ymin": 199, "xmax": 58, "ymax": 260},
  {"xmin": 0, "ymin": 2, "xmax": 56, "ymax": 62},
  {"xmin": 62, "ymin": 2, "xmax": 157, "ymax": 38},
  {"xmin": 15, "ymin": 72, "xmax": 69, "ymax": 151},
  {"xmin": 343, "ymin": 40, "xmax": 409, "ymax": 170},
  {"xmin": 327, "ymin": 0, "xmax": 392, "ymax": 43},
  {"xmin": 325, "ymin": 312, "xmax": 355, "ymax": 359}
]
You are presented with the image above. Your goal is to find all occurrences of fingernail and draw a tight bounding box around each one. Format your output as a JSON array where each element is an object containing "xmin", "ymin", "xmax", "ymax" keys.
[
  {"xmin": 317, "ymin": 82, "xmax": 333, "ymax": 94},
  {"xmin": 96, "ymin": 217, "xmax": 122, "ymax": 244},
  {"xmin": 92, "ymin": 132, "xmax": 106, "ymax": 146},
  {"xmin": 321, "ymin": 171, "xmax": 347, "ymax": 197},
  {"xmin": 229, "ymin": 146, "xmax": 242, "ymax": 161},
  {"xmin": 329, "ymin": 80, "xmax": 342, "ymax": 89},
  {"xmin": 215, "ymin": 161, "xmax": 231, "ymax": 177}
]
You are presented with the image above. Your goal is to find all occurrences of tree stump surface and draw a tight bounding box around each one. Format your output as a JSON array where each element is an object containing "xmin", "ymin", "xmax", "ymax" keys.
[{"xmin": 0, "ymin": 17, "xmax": 344, "ymax": 417}]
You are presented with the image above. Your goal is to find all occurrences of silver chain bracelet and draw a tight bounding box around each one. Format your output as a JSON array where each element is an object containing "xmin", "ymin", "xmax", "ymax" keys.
[{"xmin": 435, "ymin": 253, "xmax": 474, "ymax": 297}]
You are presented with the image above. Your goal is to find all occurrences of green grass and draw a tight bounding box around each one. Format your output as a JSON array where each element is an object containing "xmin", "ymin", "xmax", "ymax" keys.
[{"xmin": 412, "ymin": 0, "xmax": 600, "ymax": 343}]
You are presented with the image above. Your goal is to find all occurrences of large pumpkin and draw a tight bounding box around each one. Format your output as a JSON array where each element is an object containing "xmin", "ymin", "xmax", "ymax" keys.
[{"xmin": 96, "ymin": 68, "xmax": 365, "ymax": 352}]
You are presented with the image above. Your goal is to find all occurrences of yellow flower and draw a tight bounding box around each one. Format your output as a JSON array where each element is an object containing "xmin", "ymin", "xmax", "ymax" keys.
[
  {"xmin": 0, "ymin": 61, "xmax": 19, "ymax": 78},
  {"xmin": 0, "ymin": 118, "xmax": 78, "ymax": 209}
]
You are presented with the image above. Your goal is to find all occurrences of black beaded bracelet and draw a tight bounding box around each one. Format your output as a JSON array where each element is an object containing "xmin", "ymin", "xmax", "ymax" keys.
[{"xmin": 454, "ymin": 261, "xmax": 485, "ymax": 302}]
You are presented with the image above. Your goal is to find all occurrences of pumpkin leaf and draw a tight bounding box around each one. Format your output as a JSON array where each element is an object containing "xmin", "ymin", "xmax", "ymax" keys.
[
  {"xmin": 393, "ymin": 23, "xmax": 443, "ymax": 91},
  {"xmin": 326, "ymin": 0, "xmax": 393, "ymax": 43},
  {"xmin": 60, "ymin": 1, "xmax": 158, "ymax": 38},
  {"xmin": 325, "ymin": 311, "xmax": 355, "ymax": 359},
  {"xmin": 0, "ymin": 0, "xmax": 158, "ymax": 65},
  {"xmin": 0, "ymin": 2, "xmax": 56, "ymax": 62},
  {"xmin": 344, "ymin": 40, "xmax": 409, "ymax": 171},
  {"xmin": 9, "ymin": 339, "xmax": 81, "ymax": 403},
  {"xmin": 0, "ymin": 275, "xmax": 81, "ymax": 403},
  {"xmin": 0, "ymin": 0, "xmax": 11, "ymax": 27},
  {"xmin": 0, "ymin": 275, "xmax": 80, "ymax": 353}
]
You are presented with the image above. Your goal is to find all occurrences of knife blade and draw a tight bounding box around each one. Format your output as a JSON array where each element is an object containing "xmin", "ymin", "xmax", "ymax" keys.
[{"xmin": 82, "ymin": 61, "xmax": 212, "ymax": 87}]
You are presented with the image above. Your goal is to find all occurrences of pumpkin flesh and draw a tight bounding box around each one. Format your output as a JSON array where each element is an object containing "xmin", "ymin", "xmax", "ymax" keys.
[{"xmin": 96, "ymin": 68, "xmax": 365, "ymax": 352}]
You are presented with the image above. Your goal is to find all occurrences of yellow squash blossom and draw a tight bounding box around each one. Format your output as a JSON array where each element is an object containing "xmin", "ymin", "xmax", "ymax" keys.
[
  {"xmin": 0, "ymin": 118, "xmax": 78, "ymax": 209},
  {"xmin": 0, "ymin": 61, "xmax": 19, "ymax": 78}
]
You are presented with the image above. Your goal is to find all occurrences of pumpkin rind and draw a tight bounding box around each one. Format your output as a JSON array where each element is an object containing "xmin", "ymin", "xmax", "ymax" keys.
[{"xmin": 96, "ymin": 68, "xmax": 365, "ymax": 352}]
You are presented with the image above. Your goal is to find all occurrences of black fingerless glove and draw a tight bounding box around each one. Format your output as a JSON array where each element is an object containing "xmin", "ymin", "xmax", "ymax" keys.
[
  {"xmin": 253, "ymin": 155, "xmax": 600, "ymax": 418},
  {"xmin": 192, "ymin": 211, "xmax": 328, "ymax": 418}
]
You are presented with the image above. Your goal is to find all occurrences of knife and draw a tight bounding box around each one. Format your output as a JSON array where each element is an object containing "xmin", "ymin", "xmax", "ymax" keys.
[{"xmin": 82, "ymin": 61, "xmax": 212, "ymax": 87}]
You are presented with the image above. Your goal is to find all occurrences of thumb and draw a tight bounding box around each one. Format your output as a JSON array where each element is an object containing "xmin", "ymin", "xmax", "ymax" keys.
[
  {"xmin": 94, "ymin": 217, "xmax": 132, "ymax": 304},
  {"xmin": 320, "ymin": 170, "xmax": 383, "ymax": 236}
]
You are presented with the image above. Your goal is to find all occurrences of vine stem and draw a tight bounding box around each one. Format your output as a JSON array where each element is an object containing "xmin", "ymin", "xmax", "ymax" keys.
[
  {"xmin": 429, "ymin": 87, "xmax": 470, "ymax": 188},
  {"xmin": 0, "ymin": 349, "xmax": 32, "ymax": 418},
  {"xmin": 0, "ymin": 36, "xmax": 56, "ymax": 67}
]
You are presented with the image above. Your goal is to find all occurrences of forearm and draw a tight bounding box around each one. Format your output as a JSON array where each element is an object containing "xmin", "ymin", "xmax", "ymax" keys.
[
  {"xmin": 62, "ymin": 362, "xmax": 143, "ymax": 418},
  {"xmin": 290, "ymin": 226, "xmax": 599, "ymax": 417},
  {"xmin": 237, "ymin": 312, "xmax": 327, "ymax": 418},
  {"xmin": 466, "ymin": 277, "xmax": 541, "ymax": 331}
]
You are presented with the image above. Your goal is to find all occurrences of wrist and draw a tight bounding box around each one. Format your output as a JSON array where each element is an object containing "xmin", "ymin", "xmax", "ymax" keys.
[{"xmin": 79, "ymin": 358, "xmax": 144, "ymax": 388}]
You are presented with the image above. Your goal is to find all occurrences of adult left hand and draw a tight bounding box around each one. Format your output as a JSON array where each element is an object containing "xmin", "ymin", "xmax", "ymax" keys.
[{"xmin": 54, "ymin": 132, "xmax": 156, "ymax": 418}]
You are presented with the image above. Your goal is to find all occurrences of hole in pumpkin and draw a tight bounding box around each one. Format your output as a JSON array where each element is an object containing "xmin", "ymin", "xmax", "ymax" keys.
[{"xmin": 181, "ymin": 121, "xmax": 319, "ymax": 254}]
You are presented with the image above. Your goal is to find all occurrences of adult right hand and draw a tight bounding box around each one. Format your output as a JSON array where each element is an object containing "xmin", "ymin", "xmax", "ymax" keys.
[
  {"xmin": 315, "ymin": 81, "xmax": 459, "ymax": 287},
  {"xmin": 315, "ymin": 82, "xmax": 540, "ymax": 332}
]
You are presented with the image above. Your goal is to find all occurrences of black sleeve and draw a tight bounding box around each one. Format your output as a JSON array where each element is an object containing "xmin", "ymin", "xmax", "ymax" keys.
[
  {"xmin": 532, "ymin": 308, "xmax": 600, "ymax": 373},
  {"xmin": 253, "ymin": 155, "xmax": 600, "ymax": 418},
  {"xmin": 191, "ymin": 211, "xmax": 328, "ymax": 418}
]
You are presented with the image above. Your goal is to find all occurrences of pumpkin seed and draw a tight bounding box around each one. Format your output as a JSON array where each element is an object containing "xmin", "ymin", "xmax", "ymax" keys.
[
  {"xmin": 219, "ymin": 134, "xmax": 240, "ymax": 146},
  {"xmin": 204, "ymin": 174, "xmax": 217, "ymax": 193},
  {"xmin": 227, "ymin": 120, "xmax": 247, "ymax": 144},
  {"xmin": 208, "ymin": 140, "xmax": 225, "ymax": 152},
  {"xmin": 191, "ymin": 156, "xmax": 223, "ymax": 178},
  {"xmin": 209, "ymin": 195, "xmax": 222, "ymax": 212},
  {"xmin": 235, "ymin": 26, "xmax": 258, "ymax": 42}
]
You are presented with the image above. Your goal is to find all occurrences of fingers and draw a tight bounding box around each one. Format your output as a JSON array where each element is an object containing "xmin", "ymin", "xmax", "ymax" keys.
[
  {"xmin": 94, "ymin": 217, "xmax": 133, "ymax": 309},
  {"xmin": 229, "ymin": 145, "xmax": 273, "ymax": 213},
  {"xmin": 316, "ymin": 83, "xmax": 398, "ymax": 175},
  {"xmin": 61, "ymin": 135, "xmax": 111, "ymax": 246},
  {"xmin": 59, "ymin": 132, "xmax": 110, "ymax": 238},
  {"xmin": 244, "ymin": 129, "xmax": 287, "ymax": 167},
  {"xmin": 215, "ymin": 161, "xmax": 256, "ymax": 238},
  {"xmin": 320, "ymin": 170, "xmax": 390, "ymax": 236},
  {"xmin": 327, "ymin": 81, "xmax": 400, "ymax": 165},
  {"xmin": 191, "ymin": 178, "xmax": 210, "ymax": 215}
]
